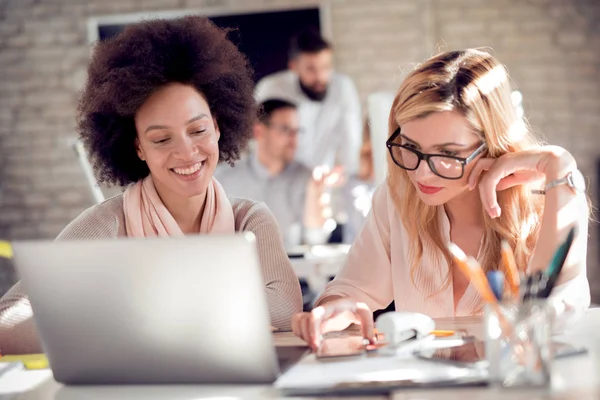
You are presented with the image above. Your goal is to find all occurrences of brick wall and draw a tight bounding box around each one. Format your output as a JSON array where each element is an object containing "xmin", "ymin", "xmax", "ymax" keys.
[{"xmin": 0, "ymin": 0, "xmax": 599, "ymax": 300}]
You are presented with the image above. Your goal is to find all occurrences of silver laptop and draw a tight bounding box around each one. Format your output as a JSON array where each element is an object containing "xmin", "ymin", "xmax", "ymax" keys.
[{"xmin": 12, "ymin": 233, "xmax": 281, "ymax": 384}]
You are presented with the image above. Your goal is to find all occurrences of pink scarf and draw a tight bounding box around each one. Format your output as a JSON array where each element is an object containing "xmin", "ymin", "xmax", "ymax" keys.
[{"xmin": 122, "ymin": 176, "xmax": 235, "ymax": 237}]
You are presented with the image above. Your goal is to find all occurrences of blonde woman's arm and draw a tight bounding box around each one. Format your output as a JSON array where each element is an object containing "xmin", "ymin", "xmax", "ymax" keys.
[
  {"xmin": 292, "ymin": 184, "xmax": 395, "ymax": 348},
  {"xmin": 527, "ymin": 148, "xmax": 590, "ymax": 330},
  {"xmin": 471, "ymin": 146, "xmax": 590, "ymax": 330},
  {"xmin": 316, "ymin": 184, "xmax": 395, "ymax": 310}
]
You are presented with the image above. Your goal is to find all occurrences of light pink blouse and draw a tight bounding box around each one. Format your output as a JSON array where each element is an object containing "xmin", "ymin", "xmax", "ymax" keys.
[{"xmin": 319, "ymin": 183, "xmax": 590, "ymax": 328}]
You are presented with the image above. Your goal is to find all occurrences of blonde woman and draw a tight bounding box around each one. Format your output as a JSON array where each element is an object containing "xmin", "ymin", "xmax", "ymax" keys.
[{"xmin": 292, "ymin": 49, "xmax": 590, "ymax": 348}]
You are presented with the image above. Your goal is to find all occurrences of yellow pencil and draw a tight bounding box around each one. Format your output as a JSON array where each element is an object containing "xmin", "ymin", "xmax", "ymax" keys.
[{"xmin": 431, "ymin": 330, "xmax": 455, "ymax": 337}]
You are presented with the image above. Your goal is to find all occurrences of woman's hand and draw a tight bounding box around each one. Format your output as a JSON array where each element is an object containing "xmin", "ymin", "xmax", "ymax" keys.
[
  {"xmin": 291, "ymin": 299, "xmax": 375, "ymax": 350},
  {"xmin": 467, "ymin": 146, "xmax": 576, "ymax": 219}
]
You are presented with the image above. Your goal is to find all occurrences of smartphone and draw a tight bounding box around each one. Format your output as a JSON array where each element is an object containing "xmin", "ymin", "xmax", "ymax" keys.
[{"xmin": 315, "ymin": 336, "xmax": 386, "ymax": 360}]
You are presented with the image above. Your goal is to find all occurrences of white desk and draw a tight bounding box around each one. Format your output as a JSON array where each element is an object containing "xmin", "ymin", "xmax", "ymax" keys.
[
  {"xmin": 289, "ymin": 244, "xmax": 349, "ymax": 293},
  {"xmin": 2, "ymin": 309, "xmax": 599, "ymax": 400}
]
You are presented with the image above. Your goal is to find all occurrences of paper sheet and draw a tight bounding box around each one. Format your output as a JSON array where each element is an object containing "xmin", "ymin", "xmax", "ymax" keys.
[{"xmin": 0, "ymin": 362, "xmax": 20, "ymax": 379}]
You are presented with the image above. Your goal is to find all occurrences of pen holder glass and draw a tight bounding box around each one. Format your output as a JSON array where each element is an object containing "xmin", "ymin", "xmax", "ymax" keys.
[{"xmin": 484, "ymin": 299, "xmax": 552, "ymax": 388}]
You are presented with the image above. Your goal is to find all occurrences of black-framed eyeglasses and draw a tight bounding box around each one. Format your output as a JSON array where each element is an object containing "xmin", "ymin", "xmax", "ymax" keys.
[{"xmin": 386, "ymin": 127, "xmax": 487, "ymax": 180}]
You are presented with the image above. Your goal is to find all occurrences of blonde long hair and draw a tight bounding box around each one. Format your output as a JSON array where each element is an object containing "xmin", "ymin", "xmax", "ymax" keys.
[{"xmin": 387, "ymin": 49, "xmax": 544, "ymax": 290}]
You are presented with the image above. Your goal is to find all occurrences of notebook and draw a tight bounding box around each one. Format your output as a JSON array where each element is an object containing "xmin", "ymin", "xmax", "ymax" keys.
[{"xmin": 274, "ymin": 351, "xmax": 488, "ymax": 396}]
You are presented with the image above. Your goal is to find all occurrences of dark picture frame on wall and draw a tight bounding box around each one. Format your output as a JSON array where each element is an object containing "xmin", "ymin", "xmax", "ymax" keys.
[{"xmin": 86, "ymin": 3, "xmax": 332, "ymax": 83}]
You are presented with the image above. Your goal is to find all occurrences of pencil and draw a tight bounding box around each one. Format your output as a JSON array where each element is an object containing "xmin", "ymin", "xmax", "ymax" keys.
[
  {"xmin": 448, "ymin": 243, "xmax": 514, "ymax": 337},
  {"xmin": 431, "ymin": 330, "xmax": 455, "ymax": 337},
  {"xmin": 501, "ymin": 240, "xmax": 520, "ymax": 296},
  {"xmin": 448, "ymin": 243, "xmax": 497, "ymax": 305}
]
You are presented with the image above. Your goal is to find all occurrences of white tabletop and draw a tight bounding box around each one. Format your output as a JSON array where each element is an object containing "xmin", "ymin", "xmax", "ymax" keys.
[
  {"xmin": 288, "ymin": 244, "xmax": 349, "ymax": 292},
  {"xmin": 2, "ymin": 308, "xmax": 599, "ymax": 400},
  {"xmin": 393, "ymin": 308, "xmax": 600, "ymax": 399}
]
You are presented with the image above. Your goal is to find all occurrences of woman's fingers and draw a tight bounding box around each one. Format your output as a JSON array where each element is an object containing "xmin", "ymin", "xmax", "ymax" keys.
[
  {"xmin": 292, "ymin": 300, "xmax": 376, "ymax": 350},
  {"xmin": 300, "ymin": 314, "xmax": 315, "ymax": 348},
  {"xmin": 468, "ymin": 158, "xmax": 503, "ymax": 218},
  {"xmin": 467, "ymin": 158, "xmax": 495, "ymax": 190},
  {"xmin": 471, "ymin": 153, "xmax": 541, "ymax": 218},
  {"xmin": 355, "ymin": 302, "xmax": 375, "ymax": 344}
]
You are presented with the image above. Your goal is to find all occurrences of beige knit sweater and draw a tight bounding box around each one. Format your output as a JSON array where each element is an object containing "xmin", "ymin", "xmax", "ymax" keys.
[{"xmin": 0, "ymin": 194, "xmax": 303, "ymax": 355}]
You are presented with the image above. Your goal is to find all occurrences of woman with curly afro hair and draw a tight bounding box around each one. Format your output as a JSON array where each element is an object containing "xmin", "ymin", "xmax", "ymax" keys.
[{"xmin": 0, "ymin": 16, "xmax": 302, "ymax": 354}]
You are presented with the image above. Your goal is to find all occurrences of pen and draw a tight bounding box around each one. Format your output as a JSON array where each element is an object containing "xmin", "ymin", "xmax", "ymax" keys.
[
  {"xmin": 521, "ymin": 226, "xmax": 577, "ymax": 301},
  {"xmin": 546, "ymin": 226, "xmax": 577, "ymax": 277},
  {"xmin": 538, "ymin": 226, "xmax": 577, "ymax": 298},
  {"xmin": 521, "ymin": 271, "xmax": 546, "ymax": 301},
  {"xmin": 500, "ymin": 240, "xmax": 520, "ymax": 297},
  {"xmin": 486, "ymin": 270, "xmax": 505, "ymax": 301}
]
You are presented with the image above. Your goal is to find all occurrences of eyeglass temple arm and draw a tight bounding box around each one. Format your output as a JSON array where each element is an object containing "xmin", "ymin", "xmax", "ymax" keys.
[{"xmin": 465, "ymin": 143, "xmax": 488, "ymax": 163}]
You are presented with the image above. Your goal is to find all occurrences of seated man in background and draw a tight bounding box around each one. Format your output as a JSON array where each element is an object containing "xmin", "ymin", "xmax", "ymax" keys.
[
  {"xmin": 216, "ymin": 99, "xmax": 334, "ymax": 249},
  {"xmin": 255, "ymin": 29, "xmax": 362, "ymax": 176}
]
